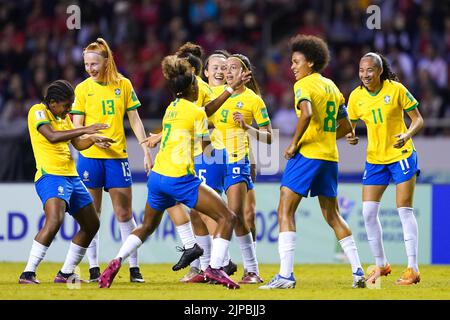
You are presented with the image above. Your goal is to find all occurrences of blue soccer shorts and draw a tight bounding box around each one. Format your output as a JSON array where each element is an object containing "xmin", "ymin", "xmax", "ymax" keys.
[
  {"xmin": 146, "ymin": 171, "xmax": 203, "ymax": 211},
  {"xmin": 363, "ymin": 151, "xmax": 420, "ymax": 185},
  {"xmin": 77, "ymin": 154, "xmax": 132, "ymax": 191},
  {"xmin": 35, "ymin": 174, "xmax": 93, "ymax": 215},
  {"xmin": 281, "ymin": 152, "xmax": 338, "ymax": 198}
]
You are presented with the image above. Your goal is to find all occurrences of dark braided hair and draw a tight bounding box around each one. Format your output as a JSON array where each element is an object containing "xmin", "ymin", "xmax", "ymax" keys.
[{"xmin": 43, "ymin": 80, "xmax": 74, "ymax": 106}]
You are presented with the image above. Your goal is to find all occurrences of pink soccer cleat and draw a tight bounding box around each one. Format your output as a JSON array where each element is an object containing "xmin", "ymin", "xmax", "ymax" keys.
[
  {"xmin": 204, "ymin": 266, "xmax": 240, "ymax": 289},
  {"xmin": 98, "ymin": 258, "xmax": 122, "ymax": 288}
]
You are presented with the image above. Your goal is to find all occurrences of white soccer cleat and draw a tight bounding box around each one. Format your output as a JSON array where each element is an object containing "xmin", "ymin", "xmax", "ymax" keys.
[
  {"xmin": 258, "ymin": 273, "xmax": 296, "ymax": 289},
  {"xmin": 352, "ymin": 267, "xmax": 367, "ymax": 288}
]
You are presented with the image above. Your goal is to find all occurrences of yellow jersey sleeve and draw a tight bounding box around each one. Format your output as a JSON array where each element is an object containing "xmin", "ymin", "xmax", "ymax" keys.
[
  {"xmin": 347, "ymin": 90, "xmax": 359, "ymax": 122},
  {"xmin": 252, "ymin": 96, "xmax": 271, "ymax": 127},
  {"xmin": 196, "ymin": 77, "xmax": 214, "ymax": 107},
  {"xmin": 294, "ymin": 80, "xmax": 312, "ymax": 114},
  {"xmin": 124, "ymin": 78, "xmax": 141, "ymax": 111},
  {"xmin": 397, "ymin": 82, "xmax": 419, "ymax": 112},
  {"xmin": 72, "ymin": 81, "xmax": 86, "ymax": 115},
  {"xmin": 28, "ymin": 103, "xmax": 78, "ymax": 181},
  {"xmin": 208, "ymin": 85, "xmax": 226, "ymax": 150}
]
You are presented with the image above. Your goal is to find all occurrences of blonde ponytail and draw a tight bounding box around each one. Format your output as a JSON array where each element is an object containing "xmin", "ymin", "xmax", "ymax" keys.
[{"xmin": 83, "ymin": 38, "xmax": 122, "ymax": 85}]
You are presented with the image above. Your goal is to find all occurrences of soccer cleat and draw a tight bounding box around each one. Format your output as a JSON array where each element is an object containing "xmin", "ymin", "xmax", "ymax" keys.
[
  {"xmin": 129, "ymin": 267, "xmax": 145, "ymax": 283},
  {"xmin": 204, "ymin": 266, "xmax": 240, "ymax": 289},
  {"xmin": 259, "ymin": 273, "xmax": 296, "ymax": 289},
  {"xmin": 239, "ymin": 272, "xmax": 264, "ymax": 284},
  {"xmin": 180, "ymin": 267, "xmax": 208, "ymax": 283},
  {"xmin": 18, "ymin": 272, "xmax": 40, "ymax": 284},
  {"xmin": 54, "ymin": 271, "xmax": 88, "ymax": 284},
  {"xmin": 395, "ymin": 267, "xmax": 420, "ymax": 285},
  {"xmin": 89, "ymin": 267, "xmax": 101, "ymax": 283},
  {"xmin": 172, "ymin": 243, "xmax": 204, "ymax": 271},
  {"xmin": 366, "ymin": 263, "xmax": 391, "ymax": 284},
  {"xmin": 98, "ymin": 258, "xmax": 122, "ymax": 288},
  {"xmin": 223, "ymin": 260, "xmax": 238, "ymax": 276},
  {"xmin": 352, "ymin": 267, "xmax": 367, "ymax": 288}
]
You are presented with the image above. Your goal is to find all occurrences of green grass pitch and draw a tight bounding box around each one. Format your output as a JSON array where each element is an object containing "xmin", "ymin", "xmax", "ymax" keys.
[{"xmin": 2, "ymin": 262, "xmax": 450, "ymax": 300}]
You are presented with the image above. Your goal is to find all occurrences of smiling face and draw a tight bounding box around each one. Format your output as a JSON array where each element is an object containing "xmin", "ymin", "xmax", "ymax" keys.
[
  {"xmin": 84, "ymin": 52, "xmax": 106, "ymax": 82},
  {"xmin": 359, "ymin": 56, "xmax": 383, "ymax": 92},
  {"xmin": 225, "ymin": 57, "xmax": 245, "ymax": 85},
  {"xmin": 205, "ymin": 56, "xmax": 227, "ymax": 87},
  {"xmin": 291, "ymin": 52, "xmax": 313, "ymax": 81},
  {"xmin": 49, "ymin": 99, "xmax": 73, "ymax": 118}
]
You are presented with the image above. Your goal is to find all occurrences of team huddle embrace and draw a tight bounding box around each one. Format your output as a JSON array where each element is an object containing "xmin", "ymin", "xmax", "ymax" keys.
[{"xmin": 19, "ymin": 34, "xmax": 423, "ymax": 290}]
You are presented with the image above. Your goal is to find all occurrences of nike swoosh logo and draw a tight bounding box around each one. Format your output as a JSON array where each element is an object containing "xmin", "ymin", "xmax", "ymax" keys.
[
  {"xmin": 403, "ymin": 170, "xmax": 410, "ymax": 175},
  {"xmin": 88, "ymin": 93, "xmax": 94, "ymax": 96},
  {"xmin": 232, "ymin": 175, "xmax": 239, "ymax": 179}
]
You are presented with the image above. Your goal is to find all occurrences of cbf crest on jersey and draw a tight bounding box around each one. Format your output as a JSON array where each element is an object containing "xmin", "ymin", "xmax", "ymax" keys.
[
  {"xmin": 296, "ymin": 88, "xmax": 301, "ymax": 99},
  {"xmin": 384, "ymin": 95, "xmax": 391, "ymax": 104},
  {"xmin": 83, "ymin": 170, "xmax": 89, "ymax": 181},
  {"xmin": 115, "ymin": 88, "xmax": 121, "ymax": 96},
  {"xmin": 57, "ymin": 185, "xmax": 64, "ymax": 195},
  {"xmin": 35, "ymin": 110, "xmax": 46, "ymax": 120},
  {"xmin": 236, "ymin": 101, "xmax": 244, "ymax": 109}
]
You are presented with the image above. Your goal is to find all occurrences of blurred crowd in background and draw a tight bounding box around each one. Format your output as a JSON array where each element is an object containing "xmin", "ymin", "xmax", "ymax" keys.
[{"xmin": 0, "ymin": 0, "xmax": 449, "ymax": 138}]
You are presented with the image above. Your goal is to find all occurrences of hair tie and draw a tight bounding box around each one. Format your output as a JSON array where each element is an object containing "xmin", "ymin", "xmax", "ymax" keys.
[{"xmin": 364, "ymin": 52, "xmax": 382, "ymax": 67}]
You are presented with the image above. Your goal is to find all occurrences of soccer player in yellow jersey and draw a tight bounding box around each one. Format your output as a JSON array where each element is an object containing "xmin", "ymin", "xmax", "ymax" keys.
[
  {"xmin": 71, "ymin": 38, "xmax": 152, "ymax": 283},
  {"xmin": 143, "ymin": 44, "xmax": 250, "ymax": 280},
  {"xmin": 215, "ymin": 53, "xmax": 273, "ymax": 284},
  {"xmin": 346, "ymin": 52, "xmax": 424, "ymax": 285},
  {"xmin": 260, "ymin": 35, "xmax": 365, "ymax": 289},
  {"xmin": 98, "ymin": 56, "xmax": 240, "ymax": 289},
  {"xmin": 19, "ymin": 80, "xmax": 113, "ymax": 284}
]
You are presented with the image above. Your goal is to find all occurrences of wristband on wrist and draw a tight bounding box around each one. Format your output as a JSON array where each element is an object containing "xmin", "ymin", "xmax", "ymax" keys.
[{"xmin": 225, "ymin": 86, "xmax": 234, "ymax": 94}]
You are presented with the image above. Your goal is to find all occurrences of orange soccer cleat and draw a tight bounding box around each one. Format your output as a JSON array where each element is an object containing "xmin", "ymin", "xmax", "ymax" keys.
[
  {"xmin": 366, "ymin": 263, "xmax": 392, "ymax": 284},
  {"xmin": 395, "ymin": 267, "xmax": 420, "ymax": 285}
]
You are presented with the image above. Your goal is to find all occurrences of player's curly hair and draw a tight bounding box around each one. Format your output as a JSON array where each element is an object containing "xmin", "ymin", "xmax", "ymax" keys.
[
  {"xmin": 161, "ymin": 55, "xmax": 196, "ymax": 98},
  {"xmin": 229, "ymin": 53, "xmax": 261, "ymax": 96},
  {"xmin": 43, "ymin": 80, "xmax": 74, "ymax": 105},
  {"xmin": 176, "ymin": 42, "xmax": 204, "ymax": 76},
  {"xmin": 289, "ymin": 34, "xmax": 330, "ymax": 73}
]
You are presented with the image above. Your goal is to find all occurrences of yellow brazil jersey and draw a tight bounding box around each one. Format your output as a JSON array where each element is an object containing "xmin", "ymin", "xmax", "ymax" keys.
[
  {"xmin": 71, "ymin": 77, "xmax": 141, "ymax": 159},
  {"xmin": 28, "ymin": 103, "xmax": 78, "ymax": 182},
  {"xmin": 207, "ymin": 85, "xmax": 226, "ymax": 150},
  {"xmin": 213, "ymin": 87, "xmax": 270, "ymax": 163},
  {"xmin": 347, "ymin": 80, "xmax": 418, "ymax": 164},
  {"xmin": 293, "ymin": 73, "xmax": 346, "ymax": 162},
  {"xmin": 193, "ymin": 76, "xmax": 215, "ymax": 156},
  {"xmin": 153, "ymin": 98, "xmax": 209, "ymax": 177}
]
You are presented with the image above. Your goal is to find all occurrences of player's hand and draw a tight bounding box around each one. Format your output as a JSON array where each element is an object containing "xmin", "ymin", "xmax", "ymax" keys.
[
  {"xmin": 233, "ymin": 112, "xmax": 246, "ymax": 129},
  {"xmin": 229, "ymin": 68, "xmax": 252, "ymax": 91},
  {"xmin": 91, "ymin": 135, "xmax": 114, "ymax": 148},
  {"xmin": 140, "ymin": 132, "xmax": 161, "ymax": 148},
  {"xmin": 143, "ymin": 152, "xmax": 154, "ymax": 174},
  {"xmin": 85, "ymin": 123, "xmax": 109, "ymax": 134},
  {"xmin": 393, "ymin": 133, "xmax": 410, "ymax": 148},
  {"xmin": 346, "ymin": 132, "xmax": 359, "ymax": 145},
  {"xmin": 284, "ymin": 143, "xmax": 299, "ymax": 160}
]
